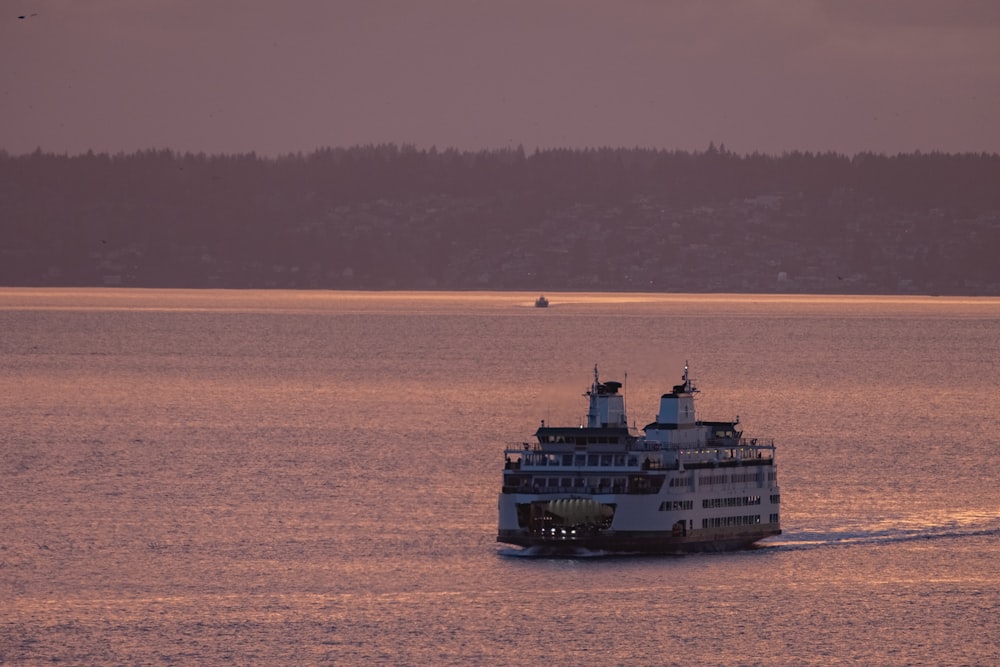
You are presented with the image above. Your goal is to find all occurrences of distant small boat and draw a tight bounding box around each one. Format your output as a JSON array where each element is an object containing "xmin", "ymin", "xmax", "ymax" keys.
[{"xmin": 534, "ymin": 295, "xmax": 549, "ymax": 308}]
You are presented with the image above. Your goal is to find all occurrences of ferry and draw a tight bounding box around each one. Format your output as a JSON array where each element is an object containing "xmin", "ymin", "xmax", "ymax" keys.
[{"xmin": 497, "ymin": 364, "xmax": 781, "ymax": 554}]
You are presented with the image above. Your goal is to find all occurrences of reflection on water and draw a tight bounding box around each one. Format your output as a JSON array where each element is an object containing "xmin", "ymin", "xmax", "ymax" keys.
[{"xmin": 2, "ymin": 289, "xmax": 998, "ymax": 665}]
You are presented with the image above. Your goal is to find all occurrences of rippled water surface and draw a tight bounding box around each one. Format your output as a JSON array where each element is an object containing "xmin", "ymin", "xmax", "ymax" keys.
[{"xmin": 2, "ymin": 289, "xmax": 999, "ymax": 665}]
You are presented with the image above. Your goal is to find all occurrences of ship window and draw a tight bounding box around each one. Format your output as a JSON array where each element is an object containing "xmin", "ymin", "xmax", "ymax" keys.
[
  {"xmin": 628, "ymin": 456, "xmax": 638, "ymax": 466},
  {"xmin": 614, "ymin": 455, "xmax": 625, "ymax": 466},
  {"xmin": 600, "ymin": 454, "xmax": 612, "ymax": 466},
  {"xmin": 701, "ymin": 514, "xmax": 764, "ymax": 528},
  {"xmin": 588, "ymin": 455, "xmax": 599, "ymax": 466},
  {"xmin": 659, "ymin": 500, "xmax": 694, "ymax": 511},
  {"xmin": 574, "ymin": 455, "xmax": 586, "ymax": 466},
  {"xmin": 562, "ymin": 454, "xmax": 573, "ymax": 466},
  {"xmin": 574, "ymin": 478, "xmax": 585, "ymax": 488},
  {"xmin": 561, "ymin": 478, "xmax": 572, "ymax": 488}
]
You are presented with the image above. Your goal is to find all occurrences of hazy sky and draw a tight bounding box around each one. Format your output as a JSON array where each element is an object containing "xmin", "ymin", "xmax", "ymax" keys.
[{"xmin": 3, "ymin": 0, "xmax": 999, "ymax": 156}]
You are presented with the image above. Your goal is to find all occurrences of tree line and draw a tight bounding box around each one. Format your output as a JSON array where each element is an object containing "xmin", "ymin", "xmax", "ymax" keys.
[{"xmin": 2, "ymin": 145, "xmax": 999, "ymax": 291}]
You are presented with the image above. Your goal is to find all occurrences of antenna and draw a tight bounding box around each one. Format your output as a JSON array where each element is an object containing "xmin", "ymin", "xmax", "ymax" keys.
[{"xmin": 623, "ymin": 370, "xmax": 628, "ymax": 425}]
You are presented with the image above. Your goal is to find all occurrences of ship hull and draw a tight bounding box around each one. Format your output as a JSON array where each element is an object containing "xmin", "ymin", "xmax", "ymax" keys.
[{"xmin": 498, "ymin": 526, "xmax": 781, "ymax": 555}]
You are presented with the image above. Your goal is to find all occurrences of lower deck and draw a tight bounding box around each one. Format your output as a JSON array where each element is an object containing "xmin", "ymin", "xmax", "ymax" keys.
[{"xmin": 498, "ymin": 488, "xmax": 781, "ymax": 554}]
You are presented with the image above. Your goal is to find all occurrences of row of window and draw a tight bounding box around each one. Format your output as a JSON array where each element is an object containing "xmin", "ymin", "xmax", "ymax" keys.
[
  {"xmin": 522, "ymin": 453, "xmax": 638, "ymax": 468},
  {"xmin": 696, "ymin": 472, "xmax": 765, "ymax": 486},
  {"xmin": 698, "ymin": 474, "xmax": 728, "ymax": 485},
  {"xmin": 658, "ymin": 500, "xmax": 694, "ymax": 511},
  {"xmin": 702, "ymin": 515, "xmax": 762, "ymax": 528},
  {"xmin": 703, "ymin": 495, "xmax": 761, "ymax": 509},
  {"xmin": 660, "ymin": 496, "xmax": 771, "ymax": 511},
  {"xmin": 509, "ymin": 474, "xmax": 781, "ymax": 497},
  {"xmin": 539, "ymin": 435, "xmax": 623, "ymax": 445},
  {"xmin": 524, "ymin": 477, "xmax": 628, "ymax": 492}
]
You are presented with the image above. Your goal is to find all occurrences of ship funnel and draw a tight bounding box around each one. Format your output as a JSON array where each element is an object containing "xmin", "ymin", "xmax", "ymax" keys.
[
  {"xmin": 585, "ymin": 367, "xmax": 627, "ymax": 428},
  {"xmin": 655, "ymin": 364, "xmax": 698, "ymax": 427}
]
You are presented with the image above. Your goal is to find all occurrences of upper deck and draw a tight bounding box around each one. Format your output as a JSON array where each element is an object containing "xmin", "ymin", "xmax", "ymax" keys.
[
  {"xmin": 502, "ymin": 363, "xmax": 775, "ymax": 479},
  {"xmin": 505, "ymin": 435, "xmax": 775, "ymax": 472}
]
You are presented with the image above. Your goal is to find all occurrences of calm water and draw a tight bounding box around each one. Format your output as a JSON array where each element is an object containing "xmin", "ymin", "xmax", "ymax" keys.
[{"xmin": 2, "ymin": 289, "xmax": 999, "ymax": 665}]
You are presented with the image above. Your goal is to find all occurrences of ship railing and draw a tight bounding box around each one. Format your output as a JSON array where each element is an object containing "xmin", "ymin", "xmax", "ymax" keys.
[
  {"xmin": 631, "ymin": 443, "xmax": 656, "ymax": 453},
  {"xmin": 740, "ymin": 436, "xmax": 775, "ymax": 449},
  {"xmin": 662, "ymin": 439, "xmax": 774, "ymax": 466},
  {"xmin": 506, "ymin": 447, "xmax": 663, "ymax": 470},
  {"xmin": 508, "ymin": 483, "xmax": 628, "ymax": 495},
  {"xmin": 710, "ymin": 438, "xmax": 775, "ymax": 465},
  {"xmin": 506, "ymin": 441, "xmax": 542, "ymax": 453},
  {"xmin": 503, "ymin": 442, "xmax": 774, "ymax": 469},
  {"xmin": 737, "ymin": 437, "xmax": 776, "ymax": 459},
  {"xmin": 510, "ymin": 461, "xmax": 658, "ymax": 472}
]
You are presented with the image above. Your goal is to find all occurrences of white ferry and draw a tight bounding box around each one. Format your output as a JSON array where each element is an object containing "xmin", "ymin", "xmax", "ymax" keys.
[{"xmin": 497, "ymin": 364, "xmax": 781, "ymax": 554}]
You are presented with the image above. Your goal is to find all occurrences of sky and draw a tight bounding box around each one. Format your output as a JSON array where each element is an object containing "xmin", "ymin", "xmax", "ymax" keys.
[{"xmin": 3, "ymin": 0, "xmax": 1000, "ymax": 157}]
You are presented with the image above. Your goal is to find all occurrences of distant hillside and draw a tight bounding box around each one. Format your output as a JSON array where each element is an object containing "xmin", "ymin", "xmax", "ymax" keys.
[{"xmin": 3, "ymin": 145, "xmax": 999, "ymax": 294}]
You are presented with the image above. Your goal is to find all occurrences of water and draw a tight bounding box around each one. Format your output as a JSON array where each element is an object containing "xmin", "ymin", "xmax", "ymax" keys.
[{"xmin": 2, "ymin": 289, "xmax": 998, "ymax": 665}]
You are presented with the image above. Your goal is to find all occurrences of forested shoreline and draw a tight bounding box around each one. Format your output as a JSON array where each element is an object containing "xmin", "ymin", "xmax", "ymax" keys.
[{"xmin": 3, "ymin": 145, "xmax": 999, "ymax": 294}]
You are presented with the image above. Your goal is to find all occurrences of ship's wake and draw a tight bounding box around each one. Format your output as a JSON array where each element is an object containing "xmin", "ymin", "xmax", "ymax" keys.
[
  {"xmin": 497, "ymin": 511, "xmax": 1000, "ymax": 558},
  {"xmin": 763, "ymin": 510, "xmax": 1000, "ymax": 553}
]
